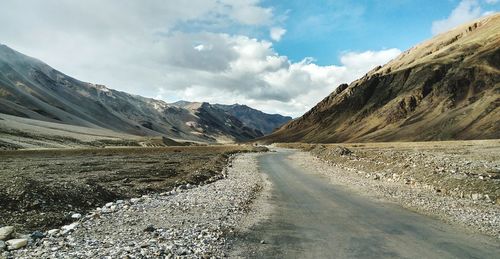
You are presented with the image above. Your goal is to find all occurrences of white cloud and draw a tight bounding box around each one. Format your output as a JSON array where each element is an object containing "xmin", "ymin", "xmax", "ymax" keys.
[
  {"xmin": 0, "ymin": 0, "xmax": 400, "ymax": 117},
  {"xmin": 157, "ymin": 38, "xmax": 400, "ymax": 116},
  {"xmin": 339, "ymin": 49, "xmax": 402, "ymax": 78},
  {"xmin": 431, "ymin": 0, "xmax": 482, "ymax": 35},
  {"xmin": 485, "ymin": 0, "xmax": 498, "ymax": 4},
  {"xmin": 270, "ymin": 27, "xmax": 286, "ymax": 41}
]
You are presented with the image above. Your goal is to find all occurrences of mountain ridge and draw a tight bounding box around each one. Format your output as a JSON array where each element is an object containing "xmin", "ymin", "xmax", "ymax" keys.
[
  {"xmin": 262, "ymin": 13, "xmax": 500, "ymax": 143},
  {"xmin": 0, "ymin": 44, "xmax": 289, "ymax": 143}
]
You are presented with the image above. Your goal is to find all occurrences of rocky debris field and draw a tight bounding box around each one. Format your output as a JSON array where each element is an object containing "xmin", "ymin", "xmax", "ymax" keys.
[
  {"xmin": 1, "ymin": 153, "xmax": 263, "ymax": 258},
  {"xmin": 281, "ymin": 141, "xmax": 500, "ymax": 239},
  {"xmin": 0, "ymin": 146, "xmax": 264, "ymax": 234},
  {"xmin": 279, "ymin": 140, "xmax": 500, "ymax": 203}
]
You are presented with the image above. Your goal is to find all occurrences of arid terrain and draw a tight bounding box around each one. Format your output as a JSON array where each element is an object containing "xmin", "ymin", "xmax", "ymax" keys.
[
  {"xmin": 1, "ymin": 142, "xmax": 499, "ymax": 258},
  {"xmin": 231, "ymin": 146, "xmax": 499, "ymax": 258},
  {"xmin": 1, "ymin": 4, "xmax": 499, "ymax": 258},
  {"xmin": 0, "ymin": 145, "xmax": 264, "ymax": 233},
  {"xmin": 278, "ymin": 140, "xmax": 500, "ymax": 204},
  {"xmin": 274, "ymin": 140, "xmax": 500, "ymax": 240}
]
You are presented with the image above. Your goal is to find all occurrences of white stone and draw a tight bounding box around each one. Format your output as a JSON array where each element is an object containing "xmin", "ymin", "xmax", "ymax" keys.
[
  {"xmin": 47, "ymin": 229, "xmax": 59, "ymax": 235},
  {"xmin": 471, "ymin": 193, "xmax": 483, "ymax": 200},
  {"xmin": 71, "ymin": 213, "xmax": 82, "ymax": 219},
  {"xmin": 105, "ymin": 202, "xmax": 114, "ymax": 207},
  {"xmin": 0, "ymin": 226, "xmax": 14, "ymax": 241},
  {"xmin": 61, "ymin": 222, "xmax": 79, "ymax": 234},
  {"xmin": 6, "ymin": 238, "xmax": 27, "ymax": 250}
]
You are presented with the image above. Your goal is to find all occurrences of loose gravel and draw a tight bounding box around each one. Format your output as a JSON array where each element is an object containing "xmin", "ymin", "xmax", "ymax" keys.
[
  {"xmin": 4, "ymin": 153, "xmax": 263, "ymax": 259},
  {"xmin": 290, "ymin": 151, "xmax": 500, "ymax": 239}
]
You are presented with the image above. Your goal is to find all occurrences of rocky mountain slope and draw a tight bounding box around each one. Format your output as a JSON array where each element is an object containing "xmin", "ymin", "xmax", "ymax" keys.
[
  {"xmin": 0, "ymin": 45, "xmax": 280, "ymax": 143},
  {"xmin": 263, "ymin": 13, "xmax": 500, "ymax": 143},
  {"xmin": 213, "ymin": 104, "xmax": 292, "ymax": 135}
]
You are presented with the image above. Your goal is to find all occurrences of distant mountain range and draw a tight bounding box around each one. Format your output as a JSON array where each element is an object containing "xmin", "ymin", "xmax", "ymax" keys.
[
  {"xmin": 213, "ymin": 104, "xmax": 292, "ymax": 134},
  {"xmin": 0, "ymin": 45, "xmax": 291, "ymax": 144},
  {"xmin": 263, "ymin": 13, "xmax": 500, "ymax": 143}
]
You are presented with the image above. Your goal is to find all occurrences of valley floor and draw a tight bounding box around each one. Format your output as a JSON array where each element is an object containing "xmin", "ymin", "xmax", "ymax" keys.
[
  {"xmin": 4, "ymin": 153, "xmax": 263, "ymax": 258},
  {"xmin": 1, "ymin": 140, "xmax": 499, "ymax": 258},
  {"xmin": 0, "ymin": 146, "xmax": 258, "ymax": 233}
]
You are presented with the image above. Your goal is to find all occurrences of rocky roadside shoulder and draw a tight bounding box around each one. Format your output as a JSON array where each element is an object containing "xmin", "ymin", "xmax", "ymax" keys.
[
  {"xmin": 2, "ymin": 153, "xmax": 263, "ymax": 259},
  {"xmin": 289, "ymin": 151, "xmax": 500, "ymax": 239}
]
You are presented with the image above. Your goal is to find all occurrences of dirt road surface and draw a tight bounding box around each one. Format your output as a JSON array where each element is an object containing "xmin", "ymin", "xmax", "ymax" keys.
[{"xmin": 234, "ymin": 150, "xmax": 500, "ymax": 258}]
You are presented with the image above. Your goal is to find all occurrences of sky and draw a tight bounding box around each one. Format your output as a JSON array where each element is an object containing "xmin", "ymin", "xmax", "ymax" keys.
[{"xmin": 0, "ymin": 0, "xmax": 498, "ymax": 117}]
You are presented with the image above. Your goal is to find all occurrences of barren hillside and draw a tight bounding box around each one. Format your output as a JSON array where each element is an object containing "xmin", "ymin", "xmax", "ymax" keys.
[{"xmin": 263, "ymin": 14, "xmax": 500, "ymax": 143}]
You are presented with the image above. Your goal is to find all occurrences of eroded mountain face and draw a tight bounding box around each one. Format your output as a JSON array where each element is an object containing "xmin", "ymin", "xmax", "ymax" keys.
[
  {"xmin": 212, "ymin": 104, "xmax": 292, "ymax": 135},
  {"xmin": 0, "ymin": 45, "xmax": 288, "ymax": 143},
  {"xmin": 264, "ymin": 14, "xmax": 500, "ymax": 143}
]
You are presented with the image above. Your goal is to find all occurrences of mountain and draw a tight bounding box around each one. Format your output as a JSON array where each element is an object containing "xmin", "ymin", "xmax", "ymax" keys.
[
  {"xmin": 263, "ymin": 14, "xmax": 500, "ymax": 143},
  {"xmin": 0, "ymin": 45, "xmax": 276, "ymax": 143},
  {"xmin": 172, "ymin": 102, "xmax": 291, "ymax": 135},
  {"xmin": 212, "ymin": 104, "xmax": 291, "ymax": 134}
]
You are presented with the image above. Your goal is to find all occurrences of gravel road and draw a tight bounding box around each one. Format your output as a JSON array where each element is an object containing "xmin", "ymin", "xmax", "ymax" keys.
[
  {"xmin": 232, "ymin": 149, "xmax": 500, "ymax": 258},
  {"xmin": 4, "ymin": 153, "xmax": 263, "ymax": 259}
]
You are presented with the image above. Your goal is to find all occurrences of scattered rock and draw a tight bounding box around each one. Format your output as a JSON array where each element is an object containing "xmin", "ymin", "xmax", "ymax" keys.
[
  {"xmin": 47, "ymin": 229, "xmax": 59, "ymax": 236},
  {"xmin": 0, "ymin": 240, "xmax": 5, "ymax": 250},
  {"xmin": 143, "ymin": 225, "xmax": 156, "ymax": 232},
  {"xmin": 0, "ymin": 226, "xmax": 14, "ymax": 241},
  {"xmin": 6, "ymin": 239, "xmax": 27, "ymax": 250},
  {"xmin": 61, "ymin": 222, "xmax": 79, "ymax": 234},
  {"xmin": 9, "ymin": 154, "xmax": 264, "ymax": 258},
  {"xmin": 30, "ymin": 231, "xmax": 45, "ymax": 240},
  {"xmin": 333, "ymin": 146, "xmax": 352, "ymax": 156},
  {"xmin": 471, "ymin": 193, "xmax": 483, "ymax": 201},
  {"xmin": 71, "ymin": 213, "xmax": 82, "ymax": 219}
]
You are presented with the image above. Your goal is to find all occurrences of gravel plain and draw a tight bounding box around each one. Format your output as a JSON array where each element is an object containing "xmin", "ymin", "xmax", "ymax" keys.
[
  {"xmin": 0, "ymin": 146, "xmax": 257, "ymax": 233},
  {"xmin": 2, "ymin": 153, "xmax": 263, "ymax": 259}
]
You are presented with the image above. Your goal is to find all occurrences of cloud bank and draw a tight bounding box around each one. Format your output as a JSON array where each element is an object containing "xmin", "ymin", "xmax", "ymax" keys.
[{"xmin": 0, "ymin": 0, "xmax": 400, "ymax": 117}]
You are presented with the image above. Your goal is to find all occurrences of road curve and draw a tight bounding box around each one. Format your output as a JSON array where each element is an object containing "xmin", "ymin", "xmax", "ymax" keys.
[{"xmin": 233, "ymin": 150, "xmax": 500, "ymax": 258}]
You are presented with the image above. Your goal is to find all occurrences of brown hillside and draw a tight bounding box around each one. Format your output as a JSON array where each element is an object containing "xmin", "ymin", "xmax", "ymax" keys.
[{"xmin": 263, "ymin": 13, "xmax": 500, "ymax": 143}]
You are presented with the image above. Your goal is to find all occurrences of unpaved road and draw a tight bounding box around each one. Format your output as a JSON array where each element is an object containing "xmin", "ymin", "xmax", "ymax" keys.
[{"xmin": 234, "ymin": 150, "xmax": 500, "ymax": 258}]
